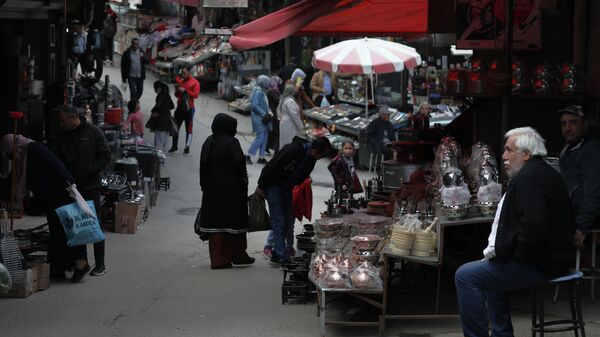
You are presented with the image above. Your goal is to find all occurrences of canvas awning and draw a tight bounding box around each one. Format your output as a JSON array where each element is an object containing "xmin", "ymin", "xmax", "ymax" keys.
[{"xmin": 229, "ymin": 0, "xmax": 429, "ymax": 51}]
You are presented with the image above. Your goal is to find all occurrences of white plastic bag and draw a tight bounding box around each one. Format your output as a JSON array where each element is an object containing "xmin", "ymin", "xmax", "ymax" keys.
[
  {"xmin": 440, "ymin": 183, "xmax": 471, "ymax": 206},
  {"xmin": 66, "ymin": 184, "xmax": 95, "ymax": 218},
  {"xmin": 320, "ymin": 95, "xmax": 331, "ymax": 108},
  {"xmin": 477, "ymin": 182, "xmax": 502, "ymax": 203}
]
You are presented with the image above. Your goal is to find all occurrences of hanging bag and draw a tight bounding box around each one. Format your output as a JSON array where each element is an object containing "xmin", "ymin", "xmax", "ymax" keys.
[
  {"xmin": 247, "ymin": 193, "xmax": 271, "ymax": 232},
  {"xmin": 55, "ymin": 201, "xmax": 105, "ymax": 247}
]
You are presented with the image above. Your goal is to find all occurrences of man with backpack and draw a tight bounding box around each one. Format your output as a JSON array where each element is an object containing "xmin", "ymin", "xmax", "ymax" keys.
[{"xmin": 170, "ymin": 66, "xmax": 200, "ymax": 155}]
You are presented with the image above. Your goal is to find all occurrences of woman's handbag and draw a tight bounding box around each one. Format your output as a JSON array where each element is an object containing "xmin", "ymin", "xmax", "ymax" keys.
[
  {"xmin": 145, "ymin": 116, "xmax": 156, "ymax": 131},
  {"xmin": 261, "ymin": 113, "xmax": 273, "ymax": 125}
]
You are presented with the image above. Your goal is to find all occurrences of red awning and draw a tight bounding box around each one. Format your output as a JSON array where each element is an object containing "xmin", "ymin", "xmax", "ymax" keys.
[
  {"xmin": 229, "ymin": 0, "xmax": 428, "ymax": 51},
  {"xmin": 299, "ymin": 0, "xmax": 428, "ymax": 37},
  {"xmin": 230, "ymin": 0, "xmax": 343, "ymax": 51}
]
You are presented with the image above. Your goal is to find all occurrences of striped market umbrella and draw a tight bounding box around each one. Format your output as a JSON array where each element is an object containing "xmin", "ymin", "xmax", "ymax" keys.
[{"xmin": 312, "ymin": 37, "xmax": 422, "ymax": 75}]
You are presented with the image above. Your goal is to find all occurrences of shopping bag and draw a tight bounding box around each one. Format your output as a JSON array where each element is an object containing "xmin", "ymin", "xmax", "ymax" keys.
[
  {"xmin": 145, "ymin": 116, "xmax": 156, "ymax": 131},
  {"xmin": 169, "ymin": 116, "xmax": 179, "ymax": 137},
  {"xmin": 55, "ymin": 201, "xmax": 105, "ymax": 247},
  {"xmin": 247, "ymin": 193, "xmax": 271, "ymax": 232},
  {"xmin": 320, "ymin": 95, "xmax": 331, "ymax": 108}
]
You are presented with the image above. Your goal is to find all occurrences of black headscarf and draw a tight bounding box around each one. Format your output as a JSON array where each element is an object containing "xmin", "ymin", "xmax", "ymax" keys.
[{"xmin": 211, "ymin": 113, "xmax": 237, "ymax": 136}]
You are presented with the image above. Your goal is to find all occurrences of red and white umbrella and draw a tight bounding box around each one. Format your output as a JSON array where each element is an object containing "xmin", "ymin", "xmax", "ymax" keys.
[{"xmin": 312, "ymin": 37, "xmax": 422, "ymax": 75}]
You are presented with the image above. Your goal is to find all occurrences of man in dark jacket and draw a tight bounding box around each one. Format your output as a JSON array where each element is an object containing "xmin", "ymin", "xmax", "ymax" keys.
[
  {"xmin": 366, "ymin": 106, "xmax": 396, "ymax": 161},
  {"xmin": 557, "ymin": 105, "xmax": 600, "ymax": 249},
  {"xmin": 57, "ymin": 105, "xmax": 112, "ymax": 277},
  {"xmin": 255, "ymin": 136, "xmax": 331, "ymax": 265},
  {"xmin": 455, "ymin": 127, "xmax": 575, "ymax": 337},
  {"xmin": 120, "ymin": 38, "xmax": 146, "ymax": 101}
]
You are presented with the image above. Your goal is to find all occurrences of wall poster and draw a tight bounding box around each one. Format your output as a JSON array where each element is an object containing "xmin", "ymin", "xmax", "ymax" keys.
[{"xmin": 456, "ymin": 0, "xmax": 541, "ymax": 50}]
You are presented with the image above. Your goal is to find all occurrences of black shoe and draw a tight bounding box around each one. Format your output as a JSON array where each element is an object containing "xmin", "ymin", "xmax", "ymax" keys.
[
  {"xmin": 257, "ymin": 158, "xmax": 268, "ymax": 164},
  {"xmin": 168, "ymin": 146, "xmax": 178, "ymax": 153},
  {"xmin": 245, "ymin": 155, "xmax": 253, "ymax": 164},
  {"xmin": 211, "ymin": 263, "xmax": 233, "ymax": 270},
  {"xmin": 70, "ymin": 264, "xmax": 91, "ymax": 283},
  {"xmin": 265, "ymin": 149, "xmax": 271, "ymax": 154},
  {"xmin": 232, "ymin": 256, "xmax": 255, "ymax": 266},
  {"xmin": 183, "ymin": 146, "xmax": 190, "ymax": 155},
  {"xmin": 90, "ymin": 264, "xmax": 107, "ymax": 276},
  {"xmin": 269, "ymin": 257, "xmax": 289, "ymax": 267}
]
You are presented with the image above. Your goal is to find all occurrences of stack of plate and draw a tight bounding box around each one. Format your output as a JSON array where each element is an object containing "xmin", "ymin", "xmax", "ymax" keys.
[
  {"xmin": 389, "ymin": 226, "xmax": 414, "ymax": 255},
  {"xmin": 412, "ymin": 230, "xmax": 435, "ymax": 257}
]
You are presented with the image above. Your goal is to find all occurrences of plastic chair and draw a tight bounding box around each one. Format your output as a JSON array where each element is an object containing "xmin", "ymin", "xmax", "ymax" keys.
[{"xmin": 531, "ymin": 250, "xmax": 586, "ymax": 337}]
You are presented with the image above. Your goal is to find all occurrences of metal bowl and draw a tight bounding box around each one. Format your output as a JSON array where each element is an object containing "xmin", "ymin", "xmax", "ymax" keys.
[
  {"xmin": 441, "ymin": 204, "xmax": 470, "ymax": 220},
  {"xmin": 477, "ymin": 201, "xmax": 498, "ymax": 217},
  {"xmin": 315, "ymin": 218, "xmax": 345, "ymax": 232},
  {"xmin": 351, "ymin": 235, "xmax": 383, "ymax": 251}
]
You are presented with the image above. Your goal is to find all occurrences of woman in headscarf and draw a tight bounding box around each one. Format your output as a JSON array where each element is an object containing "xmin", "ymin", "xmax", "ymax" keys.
[
  {"xmin": 289, "ymin": 68, "xmax": 316, "ymax": 119},
  {"xmin": 245, "ymin": 75, "xmax": 271, "ymax": 165},
  {"xmin": 149, "ymin": 81, "xmax": 175, "ymax": 150},
  {"xmin": 278, "ymin": 85, "xmax": 304, "ymax": 148},
  {"xmin": 198, "ymin": 114, "xmax": 255, "ymax": 269},
  {"xmin": 0, "ymin": 134, "xmax": 88, "ymax": 282},
  {"xmin": 266, "ymin": 76, "xmax": 282, "ymax": 153}
]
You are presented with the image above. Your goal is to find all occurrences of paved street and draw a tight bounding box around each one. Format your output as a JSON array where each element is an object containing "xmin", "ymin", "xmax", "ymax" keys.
[{"xmin": 1, "ymin": 65, "xmax": 599, "ymax": 337}]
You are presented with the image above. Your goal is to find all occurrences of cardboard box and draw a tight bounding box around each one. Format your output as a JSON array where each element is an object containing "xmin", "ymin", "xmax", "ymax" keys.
[
  {"xmin": 114, "ymin": 201, "xmax": 142, "ymax": 234},
  {"xmin": 37, "ymin": 263, "xmax": 50, "ymax": 291},
  {"xmin": 0, "ymin": 269, "xmax": 33, "ymax": 298}
]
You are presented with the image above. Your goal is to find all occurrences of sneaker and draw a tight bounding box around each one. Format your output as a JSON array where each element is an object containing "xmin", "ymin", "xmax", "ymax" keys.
[
  {"xmin": 245, "ymin": 155, "xmax": 253, "ymax": 164},
  {"xmin": 269, "ymin": 257, "xmax": 289, "ymax": 267},
  {"xmin": 70, "ymin": 264, "xmax": 91, "ymax": 283},
  {"xmin": 257, "ymin": 158, "xmax": 268, "ymax": 164},
  {"xmin": 232, "ymin": 256, "xmax": 255, "ymax": 266},
  {"xmin": 262, "ymin": 247, "xmax": 273, "ymax": 259},
  {"xmin": 168, "ymin": 146, "xmax": 178, "ymax": 153},
  {"xmin": 183, "ymin": 146, "xmax": 190, "ymax": 155},
  {"xmin": 90, "ymin": 264, "xmax": 107, "ymax": 276}
]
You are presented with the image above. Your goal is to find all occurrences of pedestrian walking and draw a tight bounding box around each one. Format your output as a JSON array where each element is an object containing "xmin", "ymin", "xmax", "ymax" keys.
[
  {"xmin": 198, "ymin": 113, "xmax": 255, "ymax": 269},
  {"xmin": 170, "ymin": 66, "xmax": 200, "ymax": 155},
  {"xmin": 245, "ymin": 75, "xmax": 271, "ymax": 165},
  {"xmin": 102, "ymin": 5, "xmax": 117, "ymax": 65},
  {"xmin": 57, "ymin": 105, "xmax": 112, "ymax": 277},
  {"xmin": 266, "ymin": 76, "xmax": 282, "ymax": 153},
  {"xmin": 148, "ymin": 81, "xmax": 175, "ymax": 150},
  {"xmin": 278, "ymin": 85, "xmax": 304, "ymax": 148},
  {"xmin": 120, "ymin": 38, "xmax": 146, "ymax": 101}
]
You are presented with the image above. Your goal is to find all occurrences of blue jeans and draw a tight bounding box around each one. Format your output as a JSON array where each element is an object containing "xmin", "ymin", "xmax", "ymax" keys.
[
  {"xmin": 128, "ymin": 76, "xmax": 144, "ymax": 101},
  {"xmin": 264, "ymin": 185, "xmax": 294, "ymax": 262},
  {"xmin": 248, "ymin": 130, "xmax": 268, "ymax": 159},
  {"xmin": 455, "ymin": 259, "xmax": 547, "ymax": 337},
  {"xmin": 264, "ymin": 225, "xmax": 294, "ymax": 251}
]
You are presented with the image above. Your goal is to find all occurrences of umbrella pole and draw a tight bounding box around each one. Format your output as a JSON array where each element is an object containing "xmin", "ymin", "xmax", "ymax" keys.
[
  {"xmin": 370, "ymin": 73, "xmax": 375, "ymax": 108},
  {"xmin": 365, "ymin": 76, "xmax": 368, "ymax": 118}
]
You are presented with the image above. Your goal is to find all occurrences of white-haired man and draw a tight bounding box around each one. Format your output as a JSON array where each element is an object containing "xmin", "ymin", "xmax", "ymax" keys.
[{"xmin": 455, "ymin": 127, "xmax": 575, "ymax": 337}]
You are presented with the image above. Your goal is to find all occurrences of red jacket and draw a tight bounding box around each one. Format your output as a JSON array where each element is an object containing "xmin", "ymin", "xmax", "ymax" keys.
[
  {"xmin": 175, "ymin": 75, "xmax": 200, "ymax": 109},
  {"xmin": 293, "ymin": 178, "xmax": 313, "ymax": 222}
]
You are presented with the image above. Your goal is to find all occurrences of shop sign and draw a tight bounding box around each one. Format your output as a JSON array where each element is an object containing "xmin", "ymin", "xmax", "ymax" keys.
[
  {"xmin": 203, "ymin": 0, "xmax": 248, "ymax": 7},
  {"xmin": 456, "ymin": 0, "xmax": 540, "ymax": 50}
]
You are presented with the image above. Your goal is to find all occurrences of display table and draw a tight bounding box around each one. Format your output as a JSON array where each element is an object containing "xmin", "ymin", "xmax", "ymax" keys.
[
  {"xmin": 310, "ymin": 273, "xmax": 383, "ymax": 337},
  {"xmin": 378, "ymin": 215, "xmax": 493, "ymax": 335}
]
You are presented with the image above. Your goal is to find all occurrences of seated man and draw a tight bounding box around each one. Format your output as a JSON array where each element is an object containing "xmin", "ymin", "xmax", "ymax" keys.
[
  {"xmin": 455, "ymin": 126, "xmax": 575, "ymax": 337},
  {"xmin": 366, "ymin": 106, "xmax": 396, "ymax": 161}
]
